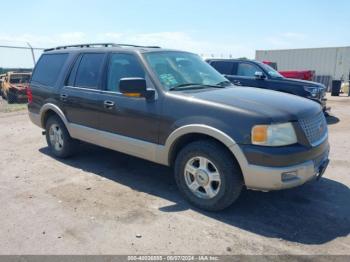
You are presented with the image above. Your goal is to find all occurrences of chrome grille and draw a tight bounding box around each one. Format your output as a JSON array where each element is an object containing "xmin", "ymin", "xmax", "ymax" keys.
[{"xmin": 299, "ymin": 112, "xmax": 328, "ymax": 146}]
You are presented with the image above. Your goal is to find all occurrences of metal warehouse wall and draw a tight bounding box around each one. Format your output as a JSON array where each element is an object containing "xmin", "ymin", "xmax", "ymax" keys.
[{"xmin": 256, "ymin": 47, "xmax": 350, "ymax": 82}]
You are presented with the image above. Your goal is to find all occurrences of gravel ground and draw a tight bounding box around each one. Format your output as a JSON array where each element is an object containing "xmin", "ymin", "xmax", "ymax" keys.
[{"xmin": 0, "ymin": 95, "xmax": 349, "ymax": 255}]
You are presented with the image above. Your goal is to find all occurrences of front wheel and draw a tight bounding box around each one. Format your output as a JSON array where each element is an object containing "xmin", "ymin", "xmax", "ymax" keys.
[{"xmin": 174, "ymin": 140, "xmax": 243, "ymax": 211}]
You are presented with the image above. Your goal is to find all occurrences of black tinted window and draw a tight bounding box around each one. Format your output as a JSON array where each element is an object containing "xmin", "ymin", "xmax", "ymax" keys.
[
  {"xmin": 74, "ymin": 53, "xmax": 105, "ymax": 88},
  {"xmin": 211, "ymin": 61, "xmax": 234, "ymax": 75},
  {"xmin": 32, "ymin": 54, "xmax": 68, "ymax": 86},
  {"xmin": 67, "ymin": 55, "xmax": 82, "ymax": 86},
  {"xmin": 236, "ymin": 63, "xmax": 261, "ymax": 77},
  {"xmin": 107, "ymin": 53, "xmax": 145, "ymax": 92}
]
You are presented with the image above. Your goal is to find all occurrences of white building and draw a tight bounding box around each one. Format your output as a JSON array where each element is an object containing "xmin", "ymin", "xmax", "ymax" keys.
[{"xmin": 256, "ymin": 46, "xmax": 350, "ymax": 85}]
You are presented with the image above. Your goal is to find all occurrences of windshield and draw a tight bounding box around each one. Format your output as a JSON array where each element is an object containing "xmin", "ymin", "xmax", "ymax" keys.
[
  {"xmin": 259, "ymin": 63, "xmax": 284, "ymax": 78},
  {"xmin": 10, "ymin": 74, "xmax": 31, "ymax": 84},
  {"xmin": 143, "ymin": 51, "xmax": 231, "ymax": 90}
]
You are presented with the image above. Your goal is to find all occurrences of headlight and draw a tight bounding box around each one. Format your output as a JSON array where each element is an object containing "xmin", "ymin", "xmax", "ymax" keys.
[
  {"xmin": 251, "ymin": 123, "xmax": 297, "ymax": 146},
  {"xmin": 304, "ymin": 86, "xmax": 319, "ymax": 97}
]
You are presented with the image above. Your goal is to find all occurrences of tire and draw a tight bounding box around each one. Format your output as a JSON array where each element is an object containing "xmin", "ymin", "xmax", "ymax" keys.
[
  {"xmin": 174, "ymin": 140, "xmax": 243, "ymax": 211},
  {"xmin": 45, "ymin": 115, "xmax": 78, "ymax": 158},
  {"xmin": 7, "ymin": 90, "xmax": 16, "ymax": 104}
]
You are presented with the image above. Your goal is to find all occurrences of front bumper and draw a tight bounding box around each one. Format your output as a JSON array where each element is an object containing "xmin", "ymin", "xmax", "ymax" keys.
[
  {"xmin": 311, "ymin": 97, "xmax": 330, "ymax": 113},
  {"xmin": 238, "ymin": 141, "xmax": 330, "ymax": 191},
  {"xmin": 243, "ymin": 155, "xmax": 329, "ymax": 191}
]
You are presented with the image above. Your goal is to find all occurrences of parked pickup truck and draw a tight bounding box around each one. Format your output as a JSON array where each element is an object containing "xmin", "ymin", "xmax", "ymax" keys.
[
  {"xmin": 279, "ymin": 70, "xmax": 315, "ymax": 81},
  {"xmin": 0, "ymin": 71, "xmax": 31, "ymax": 103},
  {"xmin": 206, "ymin": 59, "xmax": 328, "ymax": 113},
  {"xmin": 262, "ymin": 61, "xmax": 315, "ymax": 81},
  {"xmin": 28, "ymin": 44, "xmax": 330, "ymax": 211}
]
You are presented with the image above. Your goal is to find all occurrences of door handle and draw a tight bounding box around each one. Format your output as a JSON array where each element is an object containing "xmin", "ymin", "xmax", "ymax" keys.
[
  {"xmin": 103, "ymin": 100, "xmax": 115, "ymax": 109},
  {"xmin": 60, "ymin": 93, "xmax": 68, "ymax": 101},
  {"xmin": 233, "ymin": 80, "xmax": 242, "ymax": 86}
]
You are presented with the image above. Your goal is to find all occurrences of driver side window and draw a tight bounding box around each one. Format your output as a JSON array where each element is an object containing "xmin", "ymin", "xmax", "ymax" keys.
[
  {"xmin": 107, "ymin": 53, "xmax": 145, "ymax": 92},
  {"xmin": 236, "ymin": 63, "xmax": 262, "ymax": 77}
]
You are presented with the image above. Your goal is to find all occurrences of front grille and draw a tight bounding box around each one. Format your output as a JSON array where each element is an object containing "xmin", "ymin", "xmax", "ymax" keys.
[{"xmin": 299, "ymin": 112, "xmax": 328, "ymax": 146}]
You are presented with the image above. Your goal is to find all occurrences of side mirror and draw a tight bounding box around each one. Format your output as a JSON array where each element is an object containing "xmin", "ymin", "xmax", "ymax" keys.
[
  {"xmin": 119, "ymin": 77, "xmax": 155, "ymax": 99},
  {"xmin": 255, "ymin": 71, "xmax": 266, "ymax": 79}
]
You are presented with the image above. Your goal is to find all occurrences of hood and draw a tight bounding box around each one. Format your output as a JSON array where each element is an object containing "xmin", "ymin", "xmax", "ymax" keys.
[
  {"xmin": 180, "ymin": 87, "xmax": 322, "ymax": 122},
  {"xmin": 278, "ymin": 77, "xmax": 325, "ymax": 88}
]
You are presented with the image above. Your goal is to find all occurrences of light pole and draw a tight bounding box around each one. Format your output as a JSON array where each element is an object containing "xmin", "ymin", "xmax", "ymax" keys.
[
  {"xmin": 348, "ymin": 71, "xmax": 350, "ymax": 96},
  {"xmin": 0, "ymin": 43, "xmax": 44, "ymax": 67},
  {"xmin": 26, "ymin": 42, "xmax": 36, "ymax": 65}
]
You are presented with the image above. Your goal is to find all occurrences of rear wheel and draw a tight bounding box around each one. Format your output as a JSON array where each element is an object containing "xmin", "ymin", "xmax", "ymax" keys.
[
  {"xmin": 174, "ymin": 140, "xmax": 243, "ymax": 211},
  {"xmin": 45, "ymin": 115, "xmax": 78, "ymax": 158}
]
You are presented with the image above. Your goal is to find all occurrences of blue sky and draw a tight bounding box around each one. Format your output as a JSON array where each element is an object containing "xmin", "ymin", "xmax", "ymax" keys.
[{"xmin": 1, "ymin": 0, "xmax": 349, "ymax": 67}]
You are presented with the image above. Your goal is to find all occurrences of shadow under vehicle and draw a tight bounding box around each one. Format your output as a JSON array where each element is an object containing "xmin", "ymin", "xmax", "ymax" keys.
[{"xmin": 40, "ymin": 143, "xmax": 350, "ymax": 245}]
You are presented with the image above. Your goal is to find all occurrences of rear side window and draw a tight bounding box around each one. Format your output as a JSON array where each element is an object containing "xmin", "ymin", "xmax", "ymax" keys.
[
  {"xmin": 73, "ymin": 53, "xmax": 105, "ymax": 89},
  {"xmin": 211, "ymin": 61, "xmax": 234, "ymax": 75},
  {"xmin": 32, "ymin": 53, "xmax": 68, "ymax": 86}
]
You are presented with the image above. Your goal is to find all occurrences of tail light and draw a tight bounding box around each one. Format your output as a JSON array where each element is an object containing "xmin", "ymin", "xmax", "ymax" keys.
[{"xmin": 26, "ymin": 85, "xmax": 33, "ymax": 103}]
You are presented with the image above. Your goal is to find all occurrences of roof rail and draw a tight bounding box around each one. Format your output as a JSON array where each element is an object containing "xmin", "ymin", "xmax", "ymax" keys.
[{"xmin": 44, "ymin": 43, "xmax": 161, "ymax": 52}]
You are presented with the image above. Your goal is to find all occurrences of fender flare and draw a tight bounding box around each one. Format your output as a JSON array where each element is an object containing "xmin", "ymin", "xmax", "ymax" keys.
[
  {"xmin": 159, "ymin": 124, "xmax": 249, "ymax": 174},
  {"xmin": 165, "ymin": 124, "xmax": 237, "ymax": 151},
  {"xmin": 39, "ymin": 103, "xmax": 69, "ymax": 129}
]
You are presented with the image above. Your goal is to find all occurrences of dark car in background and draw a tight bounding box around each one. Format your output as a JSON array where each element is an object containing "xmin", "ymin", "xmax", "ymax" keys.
[
  {"xmin": 206, "ymin": 59, "xmax": 329, "ymax": 113},
  {"xmin": 0, "ymin": 71, "xmax": 31, "ymax": 103}
]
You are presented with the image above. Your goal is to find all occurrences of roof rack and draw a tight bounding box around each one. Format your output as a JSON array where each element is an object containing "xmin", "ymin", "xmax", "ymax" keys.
[{"xmin": 44, "ymin": 43, "xmax": 161, "ymax": 52}]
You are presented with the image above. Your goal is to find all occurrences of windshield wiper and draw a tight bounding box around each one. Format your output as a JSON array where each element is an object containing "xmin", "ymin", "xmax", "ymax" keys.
[
  {"xmin": 169, "ymin": 83, "xmax": 225, "ymax": 91},
  {"xmin": 216, "ymin": 80, "xmax": 232, "ymax": 87}
]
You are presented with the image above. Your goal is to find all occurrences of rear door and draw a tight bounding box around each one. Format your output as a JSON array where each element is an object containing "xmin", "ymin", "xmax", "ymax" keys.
[
  {"xmin": 29, "ymin": 53, "xmax": 70, "ymax": 114},
  {"xmin": 209, "ymin": 60, "xmax": 243, "ymax": 85},
  {"xmin": 98, "ymin": 52, "xmax": 160, "ymax": 144},
  {"xmin": 209, "ymin": 61, "xmax": 235, "ymax": 77},
  {"xmin": 60, "ymin": 52, "xmax": 107, "ymax": 129}
]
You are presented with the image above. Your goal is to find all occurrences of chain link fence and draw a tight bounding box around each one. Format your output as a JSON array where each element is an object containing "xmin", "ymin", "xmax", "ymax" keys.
[
  {"xmin": 0, "ymin": 43, "xmax": 243, "ymax": 107},
  {"xmin": 0, "ymin": 43, "xmax": 44, "ymax": 69}
]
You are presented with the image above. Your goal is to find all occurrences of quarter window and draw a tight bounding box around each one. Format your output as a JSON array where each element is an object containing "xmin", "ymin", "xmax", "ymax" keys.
[
  {"xmin": 32, "ymin": 53, "xmax": 68, "ymax": 86},
  {"xmin": 107, "ymin": 53, "xmax": 145, "ymax": 92},
  {"xmin": 74, "ymin": 53, "xmax": 105, "ymax": 89}
]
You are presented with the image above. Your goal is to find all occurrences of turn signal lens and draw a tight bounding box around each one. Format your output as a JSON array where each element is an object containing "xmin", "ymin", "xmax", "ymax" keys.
[
  {"xmin": 252, "ymin": 125, "xmax": 268, "ymax": 144},
  {"xmin": 123, "ymin": 92, "xmax": 141, "ymax": 97}
]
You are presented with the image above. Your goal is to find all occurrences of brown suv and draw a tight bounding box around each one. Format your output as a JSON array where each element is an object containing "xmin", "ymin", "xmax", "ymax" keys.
[
  {"xmin": 0, "ymin": 72, "xmax": 31, "ymax": 103},
  {"xmin": 28, "ymin": 43, "xmax": 330, "ymax": 211}
]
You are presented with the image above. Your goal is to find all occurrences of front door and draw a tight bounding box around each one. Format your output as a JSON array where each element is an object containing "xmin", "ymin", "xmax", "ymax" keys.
[
  {"xmin": 229, "ymin": 61, "xmax": 269, "ymax": 89},
  {"xmin": 98, "ymin": 53, "xmax": 161, "ymax": 144}
]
